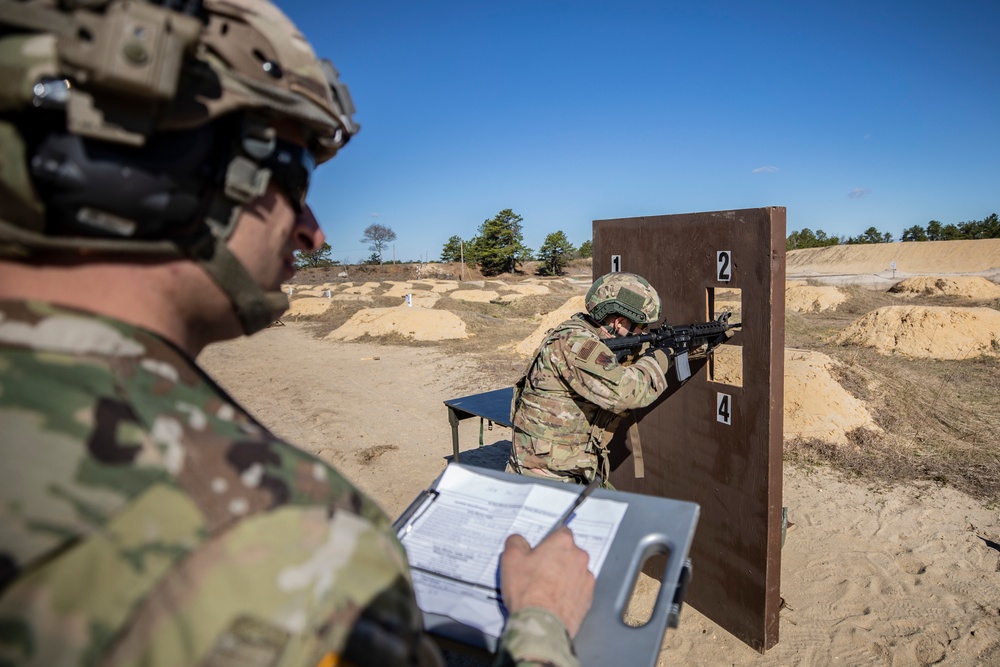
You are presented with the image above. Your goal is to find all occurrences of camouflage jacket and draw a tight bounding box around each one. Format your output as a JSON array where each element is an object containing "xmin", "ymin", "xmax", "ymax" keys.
[
  {"xmin": 0, "ymin": 300, "xmax": 577, "ymax": 667},
  {"xmin": 511, "ymin": 314, "xmax": 668, "ymax": 480}
]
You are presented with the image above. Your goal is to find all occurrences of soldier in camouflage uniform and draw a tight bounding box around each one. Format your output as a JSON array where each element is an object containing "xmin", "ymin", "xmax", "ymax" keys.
[
  {"xmin": 0, "ymin": 2, "xmax": 594, "ymax": 666},
  {"xmin": 508, "ymin": 273, "xmax": 671, "ymax": 485}
]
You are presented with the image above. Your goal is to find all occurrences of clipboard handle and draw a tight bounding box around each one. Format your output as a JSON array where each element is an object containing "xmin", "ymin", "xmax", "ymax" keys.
[{"xmin": 587, "ymin": 535, "xmax": 694, "ymax": 656}]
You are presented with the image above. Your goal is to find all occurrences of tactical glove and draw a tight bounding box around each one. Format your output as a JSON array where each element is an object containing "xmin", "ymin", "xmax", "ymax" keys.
[
  {"xmin": 634, "ymin": 348, "xmax": 670, "ymax": 392},
  {"xmin": 648, "ymin": 348, "xmax": 671, "ymax": 373}
]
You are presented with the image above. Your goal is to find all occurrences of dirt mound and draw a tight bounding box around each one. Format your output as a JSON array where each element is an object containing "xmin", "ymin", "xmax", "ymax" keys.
[
  {"xmin": 285, "ymin": 297, "xmax": 331, "ymax": 318},
  {"xmin": 787, "ymin": 238, "xmax": 1000, "ymax": 276},
  {"xmin": 712, "ymin": 347, "xmax": 880, "ymax": 445},
  {"xmin": 293, "ymin": 262, "xmax": 483, "ymax": 284},
  {"xmin": 513, "ymin": 296, "xmax": 586, "ymax": 356},
  {"xmin": 342, "ymin": 282, "xmax": 380, "ymax": 295},
  {"xmin": 785, "ymin": 286, "xmax": 847, "ymax": 313},
  {"xmin": 325, "ymin": 306, "xmax": 468, "ymax": 342},
  {"xmin": 836, "ymin": 306, "xmax": 1000, "ymax": 359},
  {"xmin": 450, "ymin": 290, "xmax": 500, "ymax": 303},
  {"xmin": 783, "ymin": 350, "xmax": 881, "ymax": 446},
  {"xmin": 888, "ymin": 276, "xmax": 1000, "ymax": 299},
  {"xmin": 425, "ymin": 280, "xmax": 459, "ymax": 293},
  {"xmin": 382, "ymin": 282, "xmax": 413, "ymax": 298},
  {"xmin": 502, "ymin": 284, "xmax": 551, "ymax": 296}
]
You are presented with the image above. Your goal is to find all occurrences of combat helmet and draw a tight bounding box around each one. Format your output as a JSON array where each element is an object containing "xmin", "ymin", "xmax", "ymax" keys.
[
  {"xmin": 0, "ymin": 0, "xmax": 359, "ymax": 334},
  {"xmin": 585, "ymin": 272, "xmax": 661, "ymax": 325}
]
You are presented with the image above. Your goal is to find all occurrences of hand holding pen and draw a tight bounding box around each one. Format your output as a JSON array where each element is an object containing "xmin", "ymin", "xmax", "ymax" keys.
[{"xmin": 500, "ymin": 530, "xmax": 595, "ymax": 637}]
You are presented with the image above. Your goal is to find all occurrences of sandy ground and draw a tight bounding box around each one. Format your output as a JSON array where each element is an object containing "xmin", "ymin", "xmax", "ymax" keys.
[{"xmin": 200, "ymin": 241, "xmax": 1000, "ymax": 666}]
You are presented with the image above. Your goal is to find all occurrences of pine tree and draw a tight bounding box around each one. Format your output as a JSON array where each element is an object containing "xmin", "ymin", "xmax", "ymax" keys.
[{"xmin": 471, "ymin": 209, "xmax": 533, "ymax": 276}]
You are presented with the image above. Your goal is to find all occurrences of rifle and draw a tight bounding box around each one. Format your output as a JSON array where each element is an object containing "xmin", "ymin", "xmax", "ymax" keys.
[{"xmin": 604, "ymin": 312, "xmax": 741, "ymax": 381}]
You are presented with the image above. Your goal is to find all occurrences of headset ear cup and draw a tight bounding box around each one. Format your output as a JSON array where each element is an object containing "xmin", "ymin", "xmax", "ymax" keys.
[{"xmin": 31, "ymin": 125, "xmax": 219, "ymax": 241}]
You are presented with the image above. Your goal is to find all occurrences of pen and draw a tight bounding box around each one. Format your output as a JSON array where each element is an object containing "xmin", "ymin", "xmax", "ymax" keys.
[{"xmin": 541, "ymin": 474, "xmax": 603, "ymax": 541}]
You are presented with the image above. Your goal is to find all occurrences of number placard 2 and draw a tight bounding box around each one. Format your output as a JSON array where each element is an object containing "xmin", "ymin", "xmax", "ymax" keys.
[{"xmin": 717, "ymin": 250, "xmax": 732, "ymax": 282}]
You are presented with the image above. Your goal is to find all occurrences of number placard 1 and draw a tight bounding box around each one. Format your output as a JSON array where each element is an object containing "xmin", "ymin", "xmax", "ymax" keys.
[
  {"xmin": 717, "ymin": 392, "xmax": 732, "ymax": 425},
  {"xmin": 611, "ymin": 255, "xmax": 621, "ymax": 273},
  {"xmin": 717, "ymin": 250, "xmax": 732, "ymax": 282}
]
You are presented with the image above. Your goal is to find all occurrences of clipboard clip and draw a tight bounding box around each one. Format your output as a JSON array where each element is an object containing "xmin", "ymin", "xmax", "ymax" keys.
[
  {"xmin": 396, "ymin": 489, "xmax": 440, "ymax": 538},
  {"xmin": 667, "ymin": 559, "xmax": 693, "ymax": 629}
]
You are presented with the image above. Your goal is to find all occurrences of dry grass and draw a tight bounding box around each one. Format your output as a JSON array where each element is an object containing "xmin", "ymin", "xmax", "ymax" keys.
[{"xmin": 786, "ymin": 286, "xmax": 1000, "ymax": 505}]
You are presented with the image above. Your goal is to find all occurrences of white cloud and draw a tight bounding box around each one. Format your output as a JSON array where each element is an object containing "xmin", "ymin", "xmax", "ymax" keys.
[
  {"xmin": 369, "ymin": 212, "xmax": 381, "ymax": 218},
  {"xmin": 848, "ymin": 187, "xmax": 872, "ymax": 199},
  {"xmin": 752, "ymin": 166, "xmax": 779, "ymax": 174}
]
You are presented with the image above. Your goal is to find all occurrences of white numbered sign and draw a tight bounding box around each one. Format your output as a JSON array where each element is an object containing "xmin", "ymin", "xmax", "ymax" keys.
[
  {"xmin": 611, "ymin": 255, "xmax": 621, "ymax": 273},
  {"xmin": 717, "ymin": 392, "xmax": 732, "ymax": 425},
  {"xmin": 717, "ymin": 250, "xmax": 732, "ymax": 282}
]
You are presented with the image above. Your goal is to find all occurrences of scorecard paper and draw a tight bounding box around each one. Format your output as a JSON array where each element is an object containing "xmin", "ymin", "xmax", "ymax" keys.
[{"xmin": 397, "ymin": 465, "xmax": 627, "ymax": 638}]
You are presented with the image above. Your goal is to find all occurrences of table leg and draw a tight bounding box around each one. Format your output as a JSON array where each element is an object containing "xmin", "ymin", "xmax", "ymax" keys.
[{"xmin": 448, "ymin": 407, "xmax": 461, "ymax": 463}]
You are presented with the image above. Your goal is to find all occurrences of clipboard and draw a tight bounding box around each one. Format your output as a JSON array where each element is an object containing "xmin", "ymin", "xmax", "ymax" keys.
[{"xmin": 393, "ymin": 464, "xmax": 699, "ymax": 667}]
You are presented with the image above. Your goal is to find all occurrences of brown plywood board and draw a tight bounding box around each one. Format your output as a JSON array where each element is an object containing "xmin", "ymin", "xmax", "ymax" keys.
[{"xmin": 593, "ymin": 207, "xmax": 785, "ymax": 652}]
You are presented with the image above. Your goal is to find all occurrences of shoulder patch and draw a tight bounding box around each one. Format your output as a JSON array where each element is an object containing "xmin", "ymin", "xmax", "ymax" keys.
[
  {"xmin": 578, "ymin": 340, "xmax": 597, "ymax": 361},
  {"xmin": 595, "ymin": 351, "xmax": 617, "ymax": 370}
]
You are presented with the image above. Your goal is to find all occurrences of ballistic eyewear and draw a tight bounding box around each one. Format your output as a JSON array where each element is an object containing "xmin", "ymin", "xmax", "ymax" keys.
[{"xmin": 263, "ymin": 140, "xmax": 315, "ymax": 213}]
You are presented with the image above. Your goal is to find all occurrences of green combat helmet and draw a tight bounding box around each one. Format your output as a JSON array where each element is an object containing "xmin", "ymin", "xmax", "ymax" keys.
[
  {"xmin": 0, "ymin": 0, "xmax": 359, "ymax": 334},
  {"xmin": 585, "ymin": 272, "xmax": 661, "ymax": 325}
]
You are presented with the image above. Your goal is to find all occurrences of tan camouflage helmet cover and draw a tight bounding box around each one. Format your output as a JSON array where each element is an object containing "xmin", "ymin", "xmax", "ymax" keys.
[
  {"xmin": 0, "ymin": 0, "xmax": 357, "ymax": 162},
  {"xmin": 173, "ymin": 0, "xmax": 359, "ymax": 163},
  {"xmin": 585, "ymin": 272, "xmax": 661, "ymax": 324},
  {"xmin": 0, "ymin": 0, "xmax": 358, "ymax": 243},
  {"xmin": 0, "ymin": 0, "xmax": 359, "ymax": 334}
]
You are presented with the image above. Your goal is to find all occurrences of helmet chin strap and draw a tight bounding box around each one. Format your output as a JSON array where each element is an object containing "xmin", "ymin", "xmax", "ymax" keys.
[
  {"xmin": 188, "ymin": 139, "xmax": 289, "ymax": 336},
  {"xmin": 194, "ymin": 239, "xmax": 287, "ymax": 335}
]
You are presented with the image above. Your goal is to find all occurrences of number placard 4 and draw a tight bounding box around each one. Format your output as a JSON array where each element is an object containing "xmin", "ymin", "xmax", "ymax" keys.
[{"xmin": 717, "ymin": 392, "xmax": 732, "ymax": 425}]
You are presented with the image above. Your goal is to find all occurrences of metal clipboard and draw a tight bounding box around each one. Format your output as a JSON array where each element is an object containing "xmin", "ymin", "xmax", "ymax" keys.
[{"xmin": 393, "ymin": 464, "xmax": 699, "ymax": 667}]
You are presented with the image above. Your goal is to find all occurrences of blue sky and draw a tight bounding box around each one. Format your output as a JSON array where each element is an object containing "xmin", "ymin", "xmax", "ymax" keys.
[{"xmin": 281, "ymin": 1, "xmax": 999, "ymax": 264}]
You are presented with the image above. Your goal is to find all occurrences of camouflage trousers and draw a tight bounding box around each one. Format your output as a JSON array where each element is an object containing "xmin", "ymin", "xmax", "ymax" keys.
[{"xmin": 507, "ymin": 429, "xmax": 599, "ymax": 486}]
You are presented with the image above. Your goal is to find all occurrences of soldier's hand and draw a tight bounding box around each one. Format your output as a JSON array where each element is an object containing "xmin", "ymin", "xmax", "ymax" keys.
[
  {"xmin": 500, "ymin": 528, "xmax": 595, "ymax": 637},
  {"xmin": 648, "ymin": 347, "xmax": 670, "ymax": 372},
  {"xmin": 633, "ymin": 348, "xmax": 669, "ymax": 390}
]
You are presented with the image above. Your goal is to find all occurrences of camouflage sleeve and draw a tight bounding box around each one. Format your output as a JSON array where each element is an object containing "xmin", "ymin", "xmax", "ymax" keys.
[
  {"xmin": 0, "ymin": 301, "xmax": 434, "ymax": 667},
  {"xmin": 494, "ymin": 607, "xmax": 579, "ymax": 667},
  {"xmin": 552, "ymin": 330, "xmax": 667, "ymax": 414}
]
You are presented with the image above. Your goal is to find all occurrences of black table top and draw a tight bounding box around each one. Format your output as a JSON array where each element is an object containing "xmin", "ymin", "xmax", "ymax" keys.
[{"xmin": 443, "ymin": 387, "xmax": 514, "ymax": 427}]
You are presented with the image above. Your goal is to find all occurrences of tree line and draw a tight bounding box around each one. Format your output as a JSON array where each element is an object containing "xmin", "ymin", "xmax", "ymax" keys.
[
  {"xmin": 439, "ymin": 208, "xmax": 591, "ymax": 276},
  {"xmin": 294, "ymin": 209, "xmax": 593, "ymax": 276},
  {"xmin": 300, "ymin": 206, "xmax": 1000, "ymax": 273},
  {"xmin": 787, "ymin": 213, "xmax": 999, "ymax": 250}
]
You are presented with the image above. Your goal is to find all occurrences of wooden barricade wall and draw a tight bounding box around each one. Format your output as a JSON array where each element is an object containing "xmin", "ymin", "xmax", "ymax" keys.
[{"xmin": 593, "ymin": 207, "xmax": 785, "ymax": 652}]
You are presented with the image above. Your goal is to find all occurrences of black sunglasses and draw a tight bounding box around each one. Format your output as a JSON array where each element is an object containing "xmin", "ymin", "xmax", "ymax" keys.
[{"xmin": 261, "ymin": 140, "xmax": 315, "ymax": 212}]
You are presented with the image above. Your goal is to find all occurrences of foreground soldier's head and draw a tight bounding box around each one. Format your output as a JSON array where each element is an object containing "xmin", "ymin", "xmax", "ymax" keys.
[{"xmin": 0, "ymin": 0, "xmax": 358, "ymax": 352}]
